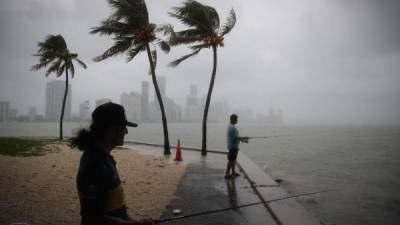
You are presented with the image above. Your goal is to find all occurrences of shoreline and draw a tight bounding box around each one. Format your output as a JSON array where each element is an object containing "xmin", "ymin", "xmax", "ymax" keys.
[{"xmin": 0, "ymin": 143, "xmax": 186, "ymax": 225}]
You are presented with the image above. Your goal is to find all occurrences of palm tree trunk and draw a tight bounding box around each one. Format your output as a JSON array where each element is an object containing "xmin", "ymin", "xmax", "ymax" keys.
[
  {"xmin": 145, "ymin": 43, "xmax": 171, "ymax": 155},
  {"xmin": 201, "ymin": 45, "xmax": 218, "ymax": 156},
  {"xmin": 59, "ymin": 70, "xmax": 69, "ymax": 140}
]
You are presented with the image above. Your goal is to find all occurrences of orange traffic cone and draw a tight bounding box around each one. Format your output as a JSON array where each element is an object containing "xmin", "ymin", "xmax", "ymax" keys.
[{"xmin": 175, "ymin": 139, "xmax": 183, "ymax": 161}]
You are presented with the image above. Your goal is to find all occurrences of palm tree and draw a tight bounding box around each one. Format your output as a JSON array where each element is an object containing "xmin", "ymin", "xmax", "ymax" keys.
[
  {"xmin": 167, "ymin": 0, "xmax": 236, "ymax": 155},
  {"xmin": 32, "ymin": 34, "xmax": 87, "ymax": 140},
  {"xmin": 90, "ymin": 0, "xmax": 171, "ymax": 155}
]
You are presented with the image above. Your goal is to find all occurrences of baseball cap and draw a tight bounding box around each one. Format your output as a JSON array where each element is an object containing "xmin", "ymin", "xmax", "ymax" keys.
[{"xmin": 92, "ymin": 102, "xmax": 138, "ymax": 127}]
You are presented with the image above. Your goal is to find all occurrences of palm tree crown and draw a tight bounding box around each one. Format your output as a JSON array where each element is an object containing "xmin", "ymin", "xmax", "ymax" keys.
[
  {"xmin": 31, "ymin": 35, "xmax": 87, "ymax": 77},
  {"xmin": 168, "ymin": 0, "xmax": 236, "ymax": 66},
  {"xmin": 90, "ymin": 0, "xmax": 170, "ymax": 63}
]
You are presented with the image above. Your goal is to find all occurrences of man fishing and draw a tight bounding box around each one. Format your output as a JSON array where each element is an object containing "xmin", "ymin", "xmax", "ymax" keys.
[{"xmin": 225, "ymin": 114, "xmax": 249, "ymax": 178}]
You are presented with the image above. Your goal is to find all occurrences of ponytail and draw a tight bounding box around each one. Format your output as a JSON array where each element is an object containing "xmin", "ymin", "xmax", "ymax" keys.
[
  {"xmin": 69, "ymin": 123, "xmax": 108, "ymax": 151},
  {"xmin": 69, "ymin": 128, "xmax": 92, "ymax": 151}
]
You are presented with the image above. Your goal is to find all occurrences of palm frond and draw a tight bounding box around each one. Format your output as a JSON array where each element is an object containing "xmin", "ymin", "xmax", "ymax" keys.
[
  {"xmin": 38, "ymin": 35, "xmax": 67, "ymax": 53},
  {"xmin": 169, "ymin": 1, "xmax": 219, "ymax": 32},
  {"xmin": 90, "ymin": 20, "xmax": 131, "ymax": 36},
  {"xmin": 156, "ymin": 24, "xmax": 175, "ymax": 36},
  {"xmin": 168, "ymin": 12, "xmax": 209, "ymax": 33},
  {"xmin": 68, "ymin": 62, "xmax": 75, "ymax": 78},
  {"xmin": 157, "ymin": 40, "xmax": 170, "ymax": 53},
  {"xmin": 31, "ymin": 63, "xmax": 45, "ymax": 71},
  {"xmin": 56, "ymin": 64, "xmax": 66, "ymax": 77},
  {"xmin": 45, "ymin": 59, "xmax": 63, "ymax": 77},
  {"xmin": 126, "ymin": 43, "xmax": 145, "ymax": 62},
  {"xmin": 219, "ymin": 8, "xmax": 236, "ymax": 36},
  {"xmin": 168, "ymin": 48, "xmax": 201, "ymax": 67},
  {"xmin": 108, "ymin": 0, "xmax": 149, "ymax": 26},
  {"xmin": 169, "ymin": 29, "xmax": 204, "ymax": 46},
  {"xmin": 189, "ymin": 43, "xmax": 210, "ymax": 50},
  {"xmin": 93, "ymin": 37, "xmax": 134, "ymax": 62},
  {"xmin": 31, "ymin": 56, "xmax": 56, "ymax": 71},
  {"xmin": 202, "ymin": 4, "xmax": 220, "ymax": 31},
  {"xmin": 74, "ymin": 58, "xmax": 87, "ymax": 69}
]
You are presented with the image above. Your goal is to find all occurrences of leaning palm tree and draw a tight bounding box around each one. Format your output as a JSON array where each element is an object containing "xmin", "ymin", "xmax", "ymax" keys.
[
  {"xmin": 32, "ymin": 34, "xmax": 87, "ymax": 140},
  {"xmin": 90, "ymin": 0, "xmax": 171, "ymax": 155},
  {"xmin": 167, "ymin": 0, "xmax": 236, "ymax": 155}
]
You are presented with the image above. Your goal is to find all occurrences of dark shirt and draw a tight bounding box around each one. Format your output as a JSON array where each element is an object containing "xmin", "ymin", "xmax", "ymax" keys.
[{"xmin": 77, "ymin": 149, "xmax": 128, "ymax": 224}]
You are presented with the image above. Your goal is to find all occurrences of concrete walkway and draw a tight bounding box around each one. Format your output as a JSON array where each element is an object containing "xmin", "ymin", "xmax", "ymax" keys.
[{"xmin": 129, "ymin": 144, "xmax": 322, "ymax": 225}]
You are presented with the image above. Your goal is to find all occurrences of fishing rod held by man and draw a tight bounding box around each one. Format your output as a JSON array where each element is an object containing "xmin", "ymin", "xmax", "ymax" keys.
[{"xmin": 246, "ymin": 135, "xmax": 288, "ymax": 139}]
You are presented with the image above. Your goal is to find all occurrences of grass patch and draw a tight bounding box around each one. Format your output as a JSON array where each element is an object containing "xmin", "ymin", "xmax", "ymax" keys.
[{"xmin": 0, "ymin": 137, "xmax": 64, "ymax": 157}]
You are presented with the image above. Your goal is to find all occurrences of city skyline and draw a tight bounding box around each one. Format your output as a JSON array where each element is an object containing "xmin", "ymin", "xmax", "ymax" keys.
[{"xmin": 0, "ymin": 77, "xmax": 283, "ymax": 123}]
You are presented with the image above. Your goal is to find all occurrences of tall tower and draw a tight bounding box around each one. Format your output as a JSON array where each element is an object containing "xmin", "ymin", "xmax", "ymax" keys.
[
  {"xmin": 0, "ymin": 101, "xmax": 9, "ymax": 122},
  {"xmin": 141, "ymin": 81, "xmax": 149, "ymax": 121},
  {"xmin": 185, "ymin": 84, "xmax": 200, "ymax": 121},
  {"xmin": 46, "ymin": 80, "xmax": 71, "ymax": 121},
  {"xmin": 120, "ymin": 91, "xmax": 141, "ymax": 122}
]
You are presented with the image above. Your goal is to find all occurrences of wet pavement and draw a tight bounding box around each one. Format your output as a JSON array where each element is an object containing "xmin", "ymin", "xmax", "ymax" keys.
[
  {"xmin": 158, "ymin": 153, "xmax": 278, "ymax": 225},
  {"xmin": 128, "ymin": 144, "xmax": 321, "ymax": 225}
]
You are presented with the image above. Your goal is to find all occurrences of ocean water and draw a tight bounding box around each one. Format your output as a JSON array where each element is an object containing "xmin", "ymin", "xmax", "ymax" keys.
[{"xmin": 1, "ymin": 122, "xmax": 399, "ymax": 225}]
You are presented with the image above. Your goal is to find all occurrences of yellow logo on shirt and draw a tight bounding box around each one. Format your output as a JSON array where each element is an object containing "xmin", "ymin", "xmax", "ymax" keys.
[{"xmin": 106, "ymin": 185, "xmax": 126, "ymax": 212}]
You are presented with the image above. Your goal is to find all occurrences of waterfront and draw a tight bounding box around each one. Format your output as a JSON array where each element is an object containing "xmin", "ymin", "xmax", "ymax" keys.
[{"xmin": 1, "ymin": 122, "xmax": 399, "ymax": 225}]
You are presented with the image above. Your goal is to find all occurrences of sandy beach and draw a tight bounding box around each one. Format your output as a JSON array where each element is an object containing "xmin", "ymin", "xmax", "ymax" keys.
[{"xmin": 0, "ymin": 144, "xmax": 186, "ymax": 225}]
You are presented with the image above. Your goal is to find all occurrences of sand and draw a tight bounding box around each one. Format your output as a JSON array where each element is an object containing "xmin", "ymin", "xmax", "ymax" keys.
[{"xmin": 0, "ymin": 144, "xmax": 186, "ymax": 225}]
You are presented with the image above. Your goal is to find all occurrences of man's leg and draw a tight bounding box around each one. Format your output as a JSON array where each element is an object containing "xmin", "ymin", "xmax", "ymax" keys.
[
  {"xmin": 232, "ymin": 150, "xmax": 240, "ymax": 177},
  {"xmin": 226, "ymin": 161, "xmax": 230, "ymax": 176}
]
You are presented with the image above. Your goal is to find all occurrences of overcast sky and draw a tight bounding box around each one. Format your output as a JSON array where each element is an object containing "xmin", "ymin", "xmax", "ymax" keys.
[{"xmin": 0, "ymin": 0, "xmax": 399, "ymax": 124}]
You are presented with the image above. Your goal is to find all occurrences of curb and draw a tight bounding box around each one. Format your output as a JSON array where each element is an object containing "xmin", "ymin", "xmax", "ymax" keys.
[{"xmin": 237, "ymin": 152, "xmax": 322, "ymax": 225}]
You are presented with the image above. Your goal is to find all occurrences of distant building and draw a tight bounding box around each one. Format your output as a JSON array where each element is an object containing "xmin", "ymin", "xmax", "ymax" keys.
[
  {"xmin": 0, "ymin": 101, "xmax": 10, "ymax": 122},
  {"xmin": 95, "ymin": 98, "xmax": 112, "ymax": 108},
  {"xmin": 120, "ymin": 91, "xmax": 141, "ymax": 122},
  {"xmin": 140, "ymin": 81, "xmax": 149, "ymax": 122},
  {"xmin": 166, "ymin": 98, "xmax": 182, "ymax": 122},
  {"xmin": 185, "ymin": 84, "xmax": 201, "ymax": 122},
  {"xmin": 28, "ymin": 106, "xmax": 37, "ymax": 122},
  {"xmin": 46, "ymin": 80, "xmax": 71, "ymax": 121},
  {"xmin": 79, "ymin": 100, "xmax": 90, "ymax": 120}
]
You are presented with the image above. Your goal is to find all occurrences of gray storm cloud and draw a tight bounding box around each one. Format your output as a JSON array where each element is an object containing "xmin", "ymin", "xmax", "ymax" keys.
[{"xmin": 0, "ymin": 0, "xmax": 399, "ymax": 124}]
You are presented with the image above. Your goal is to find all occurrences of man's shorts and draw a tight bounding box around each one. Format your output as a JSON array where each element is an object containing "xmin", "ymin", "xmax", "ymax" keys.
[{"xmin": 228, "ymin": 148, "xmax": 239, "ymax": 161}]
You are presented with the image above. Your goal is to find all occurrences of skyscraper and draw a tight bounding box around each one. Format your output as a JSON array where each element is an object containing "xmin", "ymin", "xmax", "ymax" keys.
[
  {"xmin": 141, "ymin": 81, "xmax": 149, "ymax": 122},
  {"xmin": 46, "ymin": 80, "xmax": 71, "ymax": 121},
  {"xmin": 185, "ymin": 84, "xmax": 200, "ymax": 121},
  {"xmin": 120, "ymin": 91, "xmax": 141, "ymax": 122},
  {"xmin": 0, "ymin": 101, "xmax": 9, "ymax": 122}
]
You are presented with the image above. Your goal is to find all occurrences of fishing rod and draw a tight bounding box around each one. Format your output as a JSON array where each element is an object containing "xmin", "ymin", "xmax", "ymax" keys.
[
  {"xmin": 154, "ymin": 189, "xmax": 332, "ymax": 224},
  {"xmin": 246, "ymin": 135, "xmax": 290, "ymax": 139}
]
